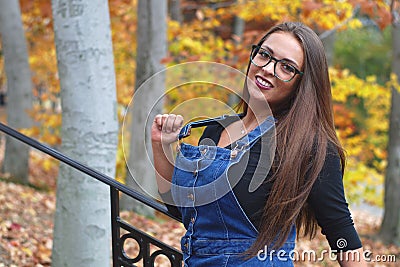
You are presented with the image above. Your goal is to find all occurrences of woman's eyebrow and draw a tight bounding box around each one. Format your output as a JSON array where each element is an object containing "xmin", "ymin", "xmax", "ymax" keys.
[{"xmin": 260, "ymin": 45, "xmax": 300, "ymax": 68}]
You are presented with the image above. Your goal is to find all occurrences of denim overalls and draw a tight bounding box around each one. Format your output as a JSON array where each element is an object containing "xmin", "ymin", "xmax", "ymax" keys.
[{"xmin": 171, "ymin": 115, "xmax": 296, "ymax": 266}]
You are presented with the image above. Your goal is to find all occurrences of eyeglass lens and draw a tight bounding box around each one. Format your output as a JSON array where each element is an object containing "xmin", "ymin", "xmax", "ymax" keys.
[{"xmin": 251, "ymin": 47, "xmax": 297, "ymax": 81}]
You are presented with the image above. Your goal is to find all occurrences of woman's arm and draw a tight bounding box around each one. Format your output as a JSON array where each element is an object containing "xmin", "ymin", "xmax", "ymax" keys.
[
  {"xmin": 151, "ymin": 114, "xmax": 183, "ymax": 193},
  {"xmin": 307, "ymin": 146, "xmax": 367, "ymax": 266}
]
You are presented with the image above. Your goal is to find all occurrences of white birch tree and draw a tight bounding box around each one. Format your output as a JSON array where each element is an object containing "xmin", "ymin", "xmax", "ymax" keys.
[
  {"xmin": 120, "ymin": 0, "xmax": 167, "ymax": 216},
  {"xmin": 51, "ymin": 1, "xmax": 118, "ymax": 265},
  {"xmin": 380, "ymin": 2, "xmax": 400, "ymax": 246},
  {"xmin": 0, "ymin": 0, "xmax": 33, "ymax": 184}
]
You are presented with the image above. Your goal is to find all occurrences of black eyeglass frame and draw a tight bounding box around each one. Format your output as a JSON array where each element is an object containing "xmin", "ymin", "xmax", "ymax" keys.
[{"xmin": 250, "ymin": 44, "xmax": 304, "ymax": 82}]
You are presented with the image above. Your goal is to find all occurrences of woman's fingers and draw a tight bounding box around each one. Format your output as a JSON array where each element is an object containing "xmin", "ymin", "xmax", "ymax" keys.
[
  {"xmin": 174, "ymin": 115, "xmax": 184, "ymax": 132},
  {"xmin": 163, "ymin": 114, "xmax": 176, "ymax": 133},
  {"xmin": 154, "ymin": 114, "xmax": 164, "ymax": 130},
  {"xmin": 152, "ymin": 114, "xmax": 184, "ymax": 145},
  {"xmin": 158, "ymin": 114, "xmax": 183, "ymax": 133}
]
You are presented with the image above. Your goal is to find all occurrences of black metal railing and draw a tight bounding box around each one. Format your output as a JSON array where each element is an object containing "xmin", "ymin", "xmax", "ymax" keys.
[{"xmin": 0, "ymin": 122, "xmax": 183, "ymax": 267}]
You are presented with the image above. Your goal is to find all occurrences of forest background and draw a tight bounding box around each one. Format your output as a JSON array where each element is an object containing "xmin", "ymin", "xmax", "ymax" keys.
[{"xmin": 0, "ymin": 0, "xmax": 399, "ymax": 266}]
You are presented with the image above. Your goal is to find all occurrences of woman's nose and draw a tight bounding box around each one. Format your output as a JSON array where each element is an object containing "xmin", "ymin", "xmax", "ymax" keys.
[{"xmin": 261, "ymin": 61, "xmax": 275, "ymax": 76}]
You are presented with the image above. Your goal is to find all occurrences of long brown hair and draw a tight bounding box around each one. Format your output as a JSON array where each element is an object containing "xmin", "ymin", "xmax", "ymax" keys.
[{"xmin": 239, "ymin": 22, "xmax": 346, "ymax": 255}]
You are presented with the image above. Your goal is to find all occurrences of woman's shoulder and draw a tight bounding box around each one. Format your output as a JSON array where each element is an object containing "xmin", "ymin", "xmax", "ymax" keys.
[
  {"xmin": 325, "ymin": 141, "xmax": 341, "ymax": 160},
  {"xmin": 313, "ymin": 141, "xmax": 343, "ymax": 185},
  {"xmin": 324, "ymin": 141, "xmax": 344, "ymax": 166}
]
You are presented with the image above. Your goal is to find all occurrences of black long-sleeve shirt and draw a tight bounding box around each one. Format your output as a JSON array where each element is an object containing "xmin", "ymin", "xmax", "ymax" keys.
[{"xmin": 161, "ymin": 120, "xmax": 362, "ymax": 252}]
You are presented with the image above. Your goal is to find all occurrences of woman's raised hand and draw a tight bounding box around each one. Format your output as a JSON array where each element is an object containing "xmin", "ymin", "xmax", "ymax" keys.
[{"xmin": 151, "ymin": 114, "xmax": 184, "ymax": 145}]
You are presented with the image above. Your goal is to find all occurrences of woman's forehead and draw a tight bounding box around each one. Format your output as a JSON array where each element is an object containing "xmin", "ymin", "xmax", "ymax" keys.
[{"xmin": 261, "ymin": 32, "xmax": 304, "ymax": 68}]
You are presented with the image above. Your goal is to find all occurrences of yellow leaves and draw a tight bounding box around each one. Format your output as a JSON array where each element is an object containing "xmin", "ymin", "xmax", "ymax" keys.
[
  {"xmin": 237, "ymin": 0, "xmax": 302, "ymax": 22},
  {"xmin": 179, "ymin": 37, "xmax": 204, "ymax": 55},
  {"xmin": 389, "ymin": 73, "xmax": 400, "ymax": 93},
  {"xmin": 20, "ymin": 127, "xmax": 40, "ymax": 138},
  {"xmin": 300, "ymin": 0, "xmax": 356, "ymax": 31},
  {"xmin": 21, "ymin": 247, "xmax": 33, "ymax": 257},
  {"xmin": 42, "ymin": 158, "xmax": 54, "ymax": 172},
  {"xmin": 343, "ymin": 160, "xmax": 384, "ymax": 207},
  {"xmin": 115, "ymin": 129, "xmax": 128, "ymax": 183},
  {"xmin": 41, "ymin": 132, "xmax": 61, "ymax": 146},
  {"xmin": 347, "ymin": 18, "xmax": 363, "ymax": 29},
  {"xmin": 330, "ymin": 68, "xmax": 391, "ymax": 107},
  {"xmin": 318, "ymin": 13, "xmax": 339, "ymax": 29},
  {"xmin": 330, "ymin": 67, "xmax": 392, "ymax": 206},
  {"xmin": 25, "ymin": 105, "xmax": 62, "ymax": 146},
  {"xmin": 365, "ymin": 75, "xmax": 377, "ymax": 83},
  {"xmin": 13, "ymin": 0, "xmax": 395, "ymax": 210},
  {"xmin": 167, "ymin": 20, "xmax": 181, "ymax": 39},
  {"xmin": 46, "ymin": 114, "xmax": 61, "ymax": 129},
  {"xmin": 168, "ymin": 14, "xmax": 231, "ymax": 65},
  {"xmin": 34, "ymin": 111, "xmax": 61, "ymax": 129}
]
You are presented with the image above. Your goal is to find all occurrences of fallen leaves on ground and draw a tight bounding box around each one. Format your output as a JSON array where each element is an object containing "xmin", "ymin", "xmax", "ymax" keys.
[
  {"xmin": 0, "ymin": 180, "xmax": 54, "ymax": 267},
  {"xmin": 0, "ymin": 178, "xmax": 398, "ymax": 266}
]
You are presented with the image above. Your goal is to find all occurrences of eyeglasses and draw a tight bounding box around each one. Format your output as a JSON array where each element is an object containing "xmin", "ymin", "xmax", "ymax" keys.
[{"xmin": 250, "ymin": 45, "xmax": 303, "ymax": 82}]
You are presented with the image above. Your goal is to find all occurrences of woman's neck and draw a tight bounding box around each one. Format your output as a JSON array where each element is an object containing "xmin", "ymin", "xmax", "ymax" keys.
[{"xmin": 242, "ymin": 109, "xmax": 271, "ymax": 128}]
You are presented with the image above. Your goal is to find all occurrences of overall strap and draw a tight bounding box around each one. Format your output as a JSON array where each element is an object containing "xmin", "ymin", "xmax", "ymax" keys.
[
  {"xmin": 178, "ymin": 113, "xmax": 244, "ymax": 140},
  {"xmin": 178, "ymin": 113, "xmax": 276, "ymax": 151}
]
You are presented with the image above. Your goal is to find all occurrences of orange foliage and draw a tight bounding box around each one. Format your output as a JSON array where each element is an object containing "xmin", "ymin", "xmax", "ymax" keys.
[
  {"xmin": 0, "ymin": 0, "xmax": 394, "ymax": 205},
  {"xmin": 349, "ymin": 0, "xmax": 392, "ymax": 29}
]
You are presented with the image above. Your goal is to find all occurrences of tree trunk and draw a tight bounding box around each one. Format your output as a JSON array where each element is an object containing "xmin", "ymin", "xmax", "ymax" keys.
[
  {"xmin": 0, "ymin": 0, "xmax": 33, "ymax": 184},
  {"xmin": 232, "ymin": 16, "xmax": 244, "ymax": 45},
  {"xmin": 120, "ymin": 0, "xmax": 167, "ymax": 217},
  {"xmin": 321, "ymin": 31, "xmax": 336, "ymax": 66},
  {"xmin": 169, "ymin": 0, "xmax": 182, "ymax": 23},
  {"xmin": 228, "ymin": 7, "xmax": 245, "ymax": 107},
  {"xmin": 379, "ymin": 10, "xmax": 400, "ymax": 246},
  {"xmin": 51, "ymin": 1, "xmax": 118, "ymax": 266}
]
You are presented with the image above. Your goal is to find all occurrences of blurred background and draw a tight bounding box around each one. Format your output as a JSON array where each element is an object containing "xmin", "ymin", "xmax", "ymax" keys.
[{"xmin": 0, "ymin": 0, "xmax": 399, "ymax": 266}]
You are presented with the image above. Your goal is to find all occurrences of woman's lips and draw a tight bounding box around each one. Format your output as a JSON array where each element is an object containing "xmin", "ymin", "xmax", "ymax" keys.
[{"xmin": 255, "ymin": 75, "xmax": 274, "ymax": 90}]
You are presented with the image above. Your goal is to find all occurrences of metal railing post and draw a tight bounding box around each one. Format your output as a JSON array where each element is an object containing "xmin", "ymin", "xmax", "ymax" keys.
[{"xmin": 110, "ymin": 187, "xmax": 121, "ymax": 267}]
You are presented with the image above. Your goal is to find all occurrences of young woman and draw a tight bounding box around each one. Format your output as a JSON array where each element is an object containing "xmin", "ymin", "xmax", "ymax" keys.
[{"xmin": 152, "ymin": 22, "xmax": 367, "ymax": 266}]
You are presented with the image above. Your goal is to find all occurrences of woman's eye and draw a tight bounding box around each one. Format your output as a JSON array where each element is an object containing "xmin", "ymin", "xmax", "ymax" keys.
[
  {"xmin": 282, "ymin": 63, "xmax": 295, "ymax": 73},
  {"xmin": 259, "ymin": 51, "xmax": 270, "ymax": 58}
]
